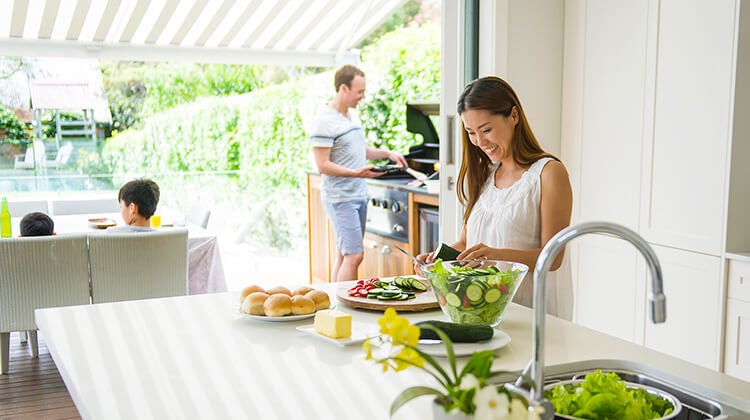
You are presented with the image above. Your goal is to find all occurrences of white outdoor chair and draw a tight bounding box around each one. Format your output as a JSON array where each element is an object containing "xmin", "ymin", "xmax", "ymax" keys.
[
  {"xmin": 7, "ymin": 200, "xmax": 49, "ymax": 218},
  {"xmin": 44, "ymin": 142, "xmax": 73, "ymax": 169},
  {"xmin": 50, "ymin": 197, "xmax": 119, "ymax": 215},
  {"xmin": 13, "ymin": 141, "xmax": 46, "ymax": 170},
  {"xmin": 88, "ymin": 229, "xmax": 189, "ymax": 304},
  {"xmin": 187, "ymin": 202, "xmax": 211, "ymax": 229},
  {"xmin": 0, "ymin": 234, "xmax": 90, "ymax": 374}
]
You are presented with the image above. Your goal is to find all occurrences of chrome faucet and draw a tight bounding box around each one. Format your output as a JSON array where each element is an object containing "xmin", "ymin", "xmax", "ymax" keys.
[{"xmin": 526, "ymin": 221, "xmax": 667, "ymax": 401}]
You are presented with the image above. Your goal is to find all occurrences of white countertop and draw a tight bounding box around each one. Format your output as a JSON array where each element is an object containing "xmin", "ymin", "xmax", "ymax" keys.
[
  {"xmin": 726, "ymin": 252, "xmax": 750, "ymax": 263},
  {"xmin": 35, "ymin": 283, "xmax": 750, "ymax": 419}
]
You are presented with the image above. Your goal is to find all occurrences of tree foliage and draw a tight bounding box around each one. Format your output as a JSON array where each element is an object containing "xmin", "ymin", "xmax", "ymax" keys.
[{"xmin": 101, "ymin": 61, "xmax": 268, "ymax": 132}]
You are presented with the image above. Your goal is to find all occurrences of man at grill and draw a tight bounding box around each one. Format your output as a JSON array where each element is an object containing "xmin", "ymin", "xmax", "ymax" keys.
[{"xmin": 309, "ymin": 64, "xmax": 407, "ymax": 282}]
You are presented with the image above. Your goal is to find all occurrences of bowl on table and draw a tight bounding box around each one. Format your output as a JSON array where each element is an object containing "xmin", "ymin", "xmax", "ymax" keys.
[{"xmin": 422, "ymin": 259, "xmax": 528, "ymax": 326}]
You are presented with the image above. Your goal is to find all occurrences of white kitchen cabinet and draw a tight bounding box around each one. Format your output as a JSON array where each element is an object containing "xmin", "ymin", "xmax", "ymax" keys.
[
  {"xmin": 640, "ymin": 0, "xmax": 737, "ymax": 255},
  {"xmin": 645, "ymin": 245, "xmax": 722, "ymax": 370},
  {"xmin": 725, "ymin": 258, "xmax": 750, "ymax": 381},
  {"xmin": 560, "ymin": 0, "xmax": 747, "ymax": 372},
  {"xmin": 562, "ymin": 0, "xmax": 651, "ymax": 338},
  {"xmin": 725, "ymin": 298, "xmax": 750, "ymax": 382},
  {"xmin": 727, "ymin": 258, "xmax": 750, "ymax": 302},
  {"xmin": 571, "ymin": 235, "xmax": 645, "ymax": 344},
  {"xmin": 575, "ymin": 0, "xmax": 648, "ymax": 228}
]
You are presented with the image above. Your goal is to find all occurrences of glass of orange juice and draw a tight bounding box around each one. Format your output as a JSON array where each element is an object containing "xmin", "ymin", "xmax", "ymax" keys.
[{"xmin": 150, "ymin": 214, "xmax": 162, "ymax": 228}]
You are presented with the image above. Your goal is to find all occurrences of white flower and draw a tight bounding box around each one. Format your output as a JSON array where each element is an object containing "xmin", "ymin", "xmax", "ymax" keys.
[
  {"xmin": 506, "ymin": 398, "xmax": 543, "ymax": 420},
  {"xmin": 473, "ymin": 385, "xmax": 544, "ymax": 420},
  {"xmin": 474, "ymin": 386, "xmax": 510, "ymax": 420},
  {"xmin": 458, "ymin": 374, "xmax": 480, "ymax": 391}
]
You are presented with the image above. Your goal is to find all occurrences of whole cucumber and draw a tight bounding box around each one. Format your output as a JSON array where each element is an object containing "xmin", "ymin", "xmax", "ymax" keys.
[{"xmin": 415, "ymin": 320, "xmax": 494, "ymax": 343}]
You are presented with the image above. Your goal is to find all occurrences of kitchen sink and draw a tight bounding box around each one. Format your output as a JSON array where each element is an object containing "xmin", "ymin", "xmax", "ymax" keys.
[{"xmin": 492, "ymin": 359, "xmax": 750, "ymax": 419}]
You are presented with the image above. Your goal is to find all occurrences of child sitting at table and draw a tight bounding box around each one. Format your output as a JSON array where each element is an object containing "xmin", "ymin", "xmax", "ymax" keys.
[
  {"xmin": 19, "ymin": 211, "xmax": 55, "ymax": 236},
  {"xmin": 107, "ymin": 178, "xmax": 160, "ymax": 233}
]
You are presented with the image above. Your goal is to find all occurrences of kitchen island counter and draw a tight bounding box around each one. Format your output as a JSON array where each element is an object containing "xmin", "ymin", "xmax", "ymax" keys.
[{"xmin": 36, "ymin": 283, "xmax": 750, "ymax": 419}]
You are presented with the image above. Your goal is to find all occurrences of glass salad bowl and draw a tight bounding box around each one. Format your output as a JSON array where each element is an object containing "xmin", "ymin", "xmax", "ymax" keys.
[{"xmin": 422, "ymin": 260, "xmax": 528, "ymax": 326}]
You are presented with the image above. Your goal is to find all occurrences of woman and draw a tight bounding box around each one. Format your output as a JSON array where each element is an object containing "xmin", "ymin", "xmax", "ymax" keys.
[{"xmin": 417, "ymin": 76, "xmax": 573, "ymax": 318}]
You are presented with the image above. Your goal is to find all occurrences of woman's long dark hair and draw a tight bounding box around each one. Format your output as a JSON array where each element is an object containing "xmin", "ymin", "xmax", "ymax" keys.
[{"xmin": 456, "ymin": 76, "xmax": 557, "ymax": 223}]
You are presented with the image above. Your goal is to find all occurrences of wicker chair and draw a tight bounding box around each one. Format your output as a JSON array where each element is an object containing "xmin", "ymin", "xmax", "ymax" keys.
[
  {"xmin": 0, "ymin": 234, "xmax": 90, "ymax": 374},
  {"xmin": 88, "ymin": 229, "xmax": 188, "ymax": 304}
]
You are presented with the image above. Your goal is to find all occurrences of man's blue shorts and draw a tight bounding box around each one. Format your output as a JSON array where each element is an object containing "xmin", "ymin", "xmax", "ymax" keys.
[{"xmin": 322, "ymin": 199, "xmax": 367, "ymax": 255}]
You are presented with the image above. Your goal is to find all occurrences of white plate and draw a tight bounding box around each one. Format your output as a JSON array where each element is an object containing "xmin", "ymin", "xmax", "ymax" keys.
[
  {"xmin": 240, "ymin": 312, "xmax": 316, "ymax": 322},
  {"xmin": 417, "ymin": 329, "xmax": 511, "ymax": 357},
  {"xmin": 296, "ymin": 323, "xmax": 378, "ymax": 347}
]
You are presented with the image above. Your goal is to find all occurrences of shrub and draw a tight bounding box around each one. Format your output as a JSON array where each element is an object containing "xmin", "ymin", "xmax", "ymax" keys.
[
  {"xmin": 0, "ymin": 106, "xmax": 31, "ymax": 146},
  {"xmin": 359, "ymin": 21, "xmax": 441, "ymax": 154}
]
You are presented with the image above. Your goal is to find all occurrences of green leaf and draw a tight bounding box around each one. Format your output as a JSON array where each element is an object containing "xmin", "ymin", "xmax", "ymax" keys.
[{"xmin": 390, "ymin": 386, "xmax": 443, "ymax": 416}]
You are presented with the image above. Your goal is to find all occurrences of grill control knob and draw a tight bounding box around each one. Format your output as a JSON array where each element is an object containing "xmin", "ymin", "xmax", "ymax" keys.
[
  {"xmin": 380, "ymin": 199, "xmax": 390, "ymax": 208},
  {"xmin": 393, "ymin": 224, "xmax": 405, "ymax": 233},
  {"xmin": 370, "ymin": 197, "xmax": 379, "ymax": 206},
  {"xmin": 391, "ymin": 202, "xmax": 402, "ymax": 213}
]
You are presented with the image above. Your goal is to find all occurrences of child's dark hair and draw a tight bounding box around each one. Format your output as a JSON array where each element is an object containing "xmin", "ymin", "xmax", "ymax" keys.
[
  {"xmin": 118, "ymin": 179, "xmax": 160, "ymax": 218},
  {"xmin": 20, "ymin": 212, "xmax": 54, "ymax": 236}
]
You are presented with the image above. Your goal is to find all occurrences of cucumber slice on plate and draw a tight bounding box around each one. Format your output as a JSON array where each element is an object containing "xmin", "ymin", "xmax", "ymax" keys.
[{"xmin": 407, "ymin": 277, "xmax": 427, "ymax": 291}]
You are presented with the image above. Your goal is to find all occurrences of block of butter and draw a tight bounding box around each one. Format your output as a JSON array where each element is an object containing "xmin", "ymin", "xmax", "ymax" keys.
[{"xmin": 313, "ymin": 309, "xmax": 352, "ymax": 339}]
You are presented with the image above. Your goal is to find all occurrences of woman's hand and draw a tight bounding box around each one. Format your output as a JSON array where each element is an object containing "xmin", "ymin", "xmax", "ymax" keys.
[
  {"xmin": 414, "ymin": 251, "xmax": 435, "ymax": 276},
  {"xmin": 457, "ymin": 242, "xmax": 498, "ymax": 261}
]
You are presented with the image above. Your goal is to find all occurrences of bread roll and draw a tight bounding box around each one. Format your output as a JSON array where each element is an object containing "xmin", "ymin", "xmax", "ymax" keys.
[
  {"xmin": 292, "ymin": 286, "xmax": 315, "ymax": 296},
  {"xmin": 240, "ymin": 285, "xmax": 266, "ymax": 303},
  {"xmin": 266, "ymin": 286, "xmax": 292, "ymax": 296},
  {"xmin": 263, "ymin": 294, "xmax": 292, "ymax": 317},
  {"xmin": 241, "ymin": 292, "xmax": 269, "ymax": 315},
  {"xmin": 290, "ymin": 295, "xmax": 315, "ymax": 315},
  {"xmin": 305, "ymin": 290, "xmax": 331, "ymax": 311}
]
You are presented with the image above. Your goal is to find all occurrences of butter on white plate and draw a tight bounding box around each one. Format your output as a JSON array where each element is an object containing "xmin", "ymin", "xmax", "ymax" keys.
[
  {"xmin": 313, "ymin": 309, "xmax": 351, "ymax": 338},
  {"xmin": 296, "ymin": 321, "xmax": 379, "ymax": 347}
]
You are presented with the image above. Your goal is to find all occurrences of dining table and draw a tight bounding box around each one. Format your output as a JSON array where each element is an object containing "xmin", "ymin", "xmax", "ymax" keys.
[
  {"xmin": 11, "ymin": 213, "xmax": 227, "ymax": 295},
  {"xmin": 34, "ymin": 282, "xmax": 750, "ymax": 420}
]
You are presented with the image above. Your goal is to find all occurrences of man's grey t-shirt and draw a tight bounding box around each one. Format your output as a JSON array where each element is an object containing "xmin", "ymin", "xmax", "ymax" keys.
[{"xmin": 309, "ymin": 105, "xmax": 368, "ymax": 203}]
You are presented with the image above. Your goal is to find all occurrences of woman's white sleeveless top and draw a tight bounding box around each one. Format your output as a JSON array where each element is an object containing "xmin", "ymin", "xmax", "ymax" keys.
[{"xmin": 466, "ymin": 157, "xmax": 573, "ymax": 320}]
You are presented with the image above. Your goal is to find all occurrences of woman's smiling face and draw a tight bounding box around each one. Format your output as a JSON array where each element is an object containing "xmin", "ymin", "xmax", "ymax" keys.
[{"xmin": 461, "ymin": 108, "xmax": 518, "ymax": 162}]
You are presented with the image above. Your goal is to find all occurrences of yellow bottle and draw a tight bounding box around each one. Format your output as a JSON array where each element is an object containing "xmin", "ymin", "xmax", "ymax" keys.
[{"xmin": 0, "ymin": 197, "xmax": 11, "ymax": 238}]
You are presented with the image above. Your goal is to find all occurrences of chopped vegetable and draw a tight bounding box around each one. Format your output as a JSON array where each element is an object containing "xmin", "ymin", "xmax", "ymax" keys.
[
  {"xmin": 425, "ymin": 259, "xmax": 522, "ymax": 325},
  {"xmin": 347, "ymin": 276, "xmax": 428, "ymax": 300}
]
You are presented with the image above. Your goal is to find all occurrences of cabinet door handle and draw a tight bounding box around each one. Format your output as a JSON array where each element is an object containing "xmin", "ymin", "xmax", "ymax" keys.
[
  {"xmin": 381, "ymin": 245, "xmax": 391, "ymax": 255},
  {"xmin": 369, "ymin": 242, "xmax": 379, "ymax": 249},
  {"xmin": 446, "ymin": 115, "xmax": 455, "ymax": 165}
]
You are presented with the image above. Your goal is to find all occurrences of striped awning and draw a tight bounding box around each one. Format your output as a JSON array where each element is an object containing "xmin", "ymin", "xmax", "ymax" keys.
[{"xmin": 0, "ymin": 0, "xmax": 407, "ymax": 66}]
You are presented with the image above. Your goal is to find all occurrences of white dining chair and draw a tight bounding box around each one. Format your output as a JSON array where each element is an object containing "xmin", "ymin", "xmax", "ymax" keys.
[
  {"xmin": 187, "ymin": 202, "xmax": 211, "ymax": 229},
  {"xmin": 88, "ymin": 229, "xmax": 189, "ymax": 304},
  {"xmin": 50, "ymin": 197, "xmax": 120, "ymax": 215},
  {"xmin": 0, "ymin": 234, "xmax": 91, "ymax": 374},
  {"xmin": 7, "ymin": 200, "xmax": 50, "ymax": 218}
]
